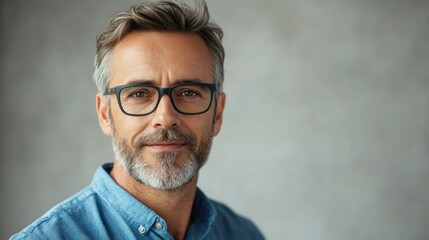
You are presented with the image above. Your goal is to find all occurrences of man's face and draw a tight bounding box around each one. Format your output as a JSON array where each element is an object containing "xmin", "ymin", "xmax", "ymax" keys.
[{"xmin": 96, "ymin": 32, "xmax": 225, "ymax": 190}]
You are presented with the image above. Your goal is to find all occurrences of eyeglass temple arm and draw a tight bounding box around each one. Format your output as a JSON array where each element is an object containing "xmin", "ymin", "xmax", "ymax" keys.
[{"xmin": 103, "ymin": 88, "xmax": 115, "ymax": 95}]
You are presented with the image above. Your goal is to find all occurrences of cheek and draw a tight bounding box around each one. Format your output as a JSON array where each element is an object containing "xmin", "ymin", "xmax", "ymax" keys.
[
  {"xmin": 188, "ymin": 115, "xmax": 214, "ymax": 142},
  {"xmin": 111, "ymin": 111, "xmax": 149, "ymax": 144}
]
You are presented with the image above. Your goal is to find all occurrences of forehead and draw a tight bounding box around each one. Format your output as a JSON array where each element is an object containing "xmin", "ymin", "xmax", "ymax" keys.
[{"xmin": 109, "ymin": 31, "xmax": 213, "ymax": 87}]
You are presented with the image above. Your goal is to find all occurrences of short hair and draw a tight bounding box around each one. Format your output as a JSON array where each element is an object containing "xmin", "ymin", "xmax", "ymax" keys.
[{"xmin": 93, "ymin": 0, "xmax": 224, "ymax": 93}]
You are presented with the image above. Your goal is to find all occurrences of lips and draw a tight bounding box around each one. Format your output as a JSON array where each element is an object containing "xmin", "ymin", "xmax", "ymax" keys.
[{"xmin": 146, "ymin": 141, "xmax": 186, "ymax": 151}]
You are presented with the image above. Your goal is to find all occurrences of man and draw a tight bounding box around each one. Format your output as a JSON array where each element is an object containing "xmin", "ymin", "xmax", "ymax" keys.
[{"xmin": 11, "ymin": 1, "xmax": 264, "ymax": 239}]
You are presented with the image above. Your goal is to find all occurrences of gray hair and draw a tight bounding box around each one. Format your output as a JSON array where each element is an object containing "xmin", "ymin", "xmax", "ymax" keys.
[{"xmin": 93, "ymin": 0, "xmax": 224, "ymax": 93}]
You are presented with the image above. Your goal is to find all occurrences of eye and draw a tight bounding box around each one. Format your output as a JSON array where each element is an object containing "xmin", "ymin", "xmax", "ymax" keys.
[
  {"xmin": 174, "ymin": 85, "xmax": 208, "ymax": 100},
  {"xmin": 131, "ymin": 91, "xmax": 147, "ymax": 98},
  {"xmin": 181, "ymin": 90, "xmax": 199, "ymax": 97}
]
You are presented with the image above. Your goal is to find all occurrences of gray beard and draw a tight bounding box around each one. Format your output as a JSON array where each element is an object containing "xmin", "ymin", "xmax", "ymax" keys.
[{"xmin": 111, "ymin": 127, "xmax": 213, "ymax": 191}]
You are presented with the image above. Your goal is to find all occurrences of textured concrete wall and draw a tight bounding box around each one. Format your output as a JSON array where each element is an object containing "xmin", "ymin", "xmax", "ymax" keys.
[{"xmin": 1, "ymin": 0, "xmax": 428, "ymax": 239}]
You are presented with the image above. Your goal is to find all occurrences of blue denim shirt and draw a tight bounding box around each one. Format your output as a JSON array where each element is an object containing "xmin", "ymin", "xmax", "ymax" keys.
[{"xmin": 11, "ymin": 163, "xmax": 264, "ymax": 240}]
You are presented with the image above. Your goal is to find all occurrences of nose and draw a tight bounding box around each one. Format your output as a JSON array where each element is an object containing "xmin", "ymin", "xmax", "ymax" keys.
[{"xmin": 151, "ymin": 94, "xmax": 181, "ymax": 129}]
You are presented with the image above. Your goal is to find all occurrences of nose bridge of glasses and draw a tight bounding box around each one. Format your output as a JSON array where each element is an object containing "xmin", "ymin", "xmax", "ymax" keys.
[
  {"xmin": 158, "ymin": 86, "xmax": 173, "ymax": 97},
  {"xmin": 157, "ymin": 87, "xmax": 175, "ymax": 104},
  {"xmin": 156, "ymin": 87, "xmax": 176, "ymax": 109}
]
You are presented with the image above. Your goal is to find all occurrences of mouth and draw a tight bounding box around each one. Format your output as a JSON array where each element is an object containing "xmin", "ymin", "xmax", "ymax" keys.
[{"xmin": 145, "ymin": 141, "xmax": 186, "ymax": 151}]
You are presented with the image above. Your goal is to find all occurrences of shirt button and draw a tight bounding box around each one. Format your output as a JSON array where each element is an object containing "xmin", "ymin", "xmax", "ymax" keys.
[
  {"xmin": 138, "ymin": 225, "xmax": 146, "ymax": 234},
  {"xmin": 155, "ymin": 222, "xmax": 163, "ymax": 230}
]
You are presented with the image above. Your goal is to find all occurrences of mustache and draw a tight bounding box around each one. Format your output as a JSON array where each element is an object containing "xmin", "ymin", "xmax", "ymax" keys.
[{"xmin": 134, "ymin": 128, "xmax": 196, "ymax": 149}]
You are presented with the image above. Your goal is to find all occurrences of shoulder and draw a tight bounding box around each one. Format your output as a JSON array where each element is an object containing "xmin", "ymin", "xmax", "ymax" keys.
[
  {"xmin": 11, "ymin": 186, "xmax": 100, "ymax": 240},
  {"xmin": 208, "ymin": 199, "xmax": 265, "ymax": 240}
]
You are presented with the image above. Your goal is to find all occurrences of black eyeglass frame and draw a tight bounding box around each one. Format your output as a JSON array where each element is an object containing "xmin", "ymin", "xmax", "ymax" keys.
[{"xmin": 104, "ymin": 82, "xmax": 218, "ymax": 116}]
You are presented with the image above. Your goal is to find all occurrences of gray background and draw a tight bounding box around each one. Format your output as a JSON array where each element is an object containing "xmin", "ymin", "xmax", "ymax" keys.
[{"xmin": 1, "ymin": 0, "xmax": 428, "ymax": 239}]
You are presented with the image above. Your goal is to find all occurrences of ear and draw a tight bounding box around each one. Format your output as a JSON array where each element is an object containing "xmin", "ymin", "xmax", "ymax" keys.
[
  {"xmin": 96, "ymin": 93, "xmax": 112, "ymax": 136},
  {"xmin": 213, "ymin": 93, "xmax": 226, "ymax": 137}
]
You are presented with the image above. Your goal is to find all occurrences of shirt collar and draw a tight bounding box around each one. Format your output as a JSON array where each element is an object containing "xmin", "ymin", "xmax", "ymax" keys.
[
  {"xmin": 186, "ymin": 187, "xmax": 217, "ymax": 239},
  {"xmin": 91, "ymin": 163, "xmax": 217, "ymax": 238},
  {"xmin": 91, "ymin": 163, "xmax": 159, "ymax": 234}
]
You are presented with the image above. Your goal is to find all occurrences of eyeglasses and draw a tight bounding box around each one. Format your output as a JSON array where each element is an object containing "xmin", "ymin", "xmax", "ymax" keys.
[{"xmin": 104, "ymin": 82, "xmax": 217, "ymax": 116}]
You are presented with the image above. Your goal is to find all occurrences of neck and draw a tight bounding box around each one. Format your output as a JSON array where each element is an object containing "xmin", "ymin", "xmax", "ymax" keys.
[{"xmin": 110, "ymin": 160, "xmax": 197, "ymax": 240}]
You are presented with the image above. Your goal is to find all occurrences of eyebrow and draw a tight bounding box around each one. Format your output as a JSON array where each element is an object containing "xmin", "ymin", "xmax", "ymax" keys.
[{"xmin": 125, "ymin": 78, "xmax": 205, "ymax": 86}]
